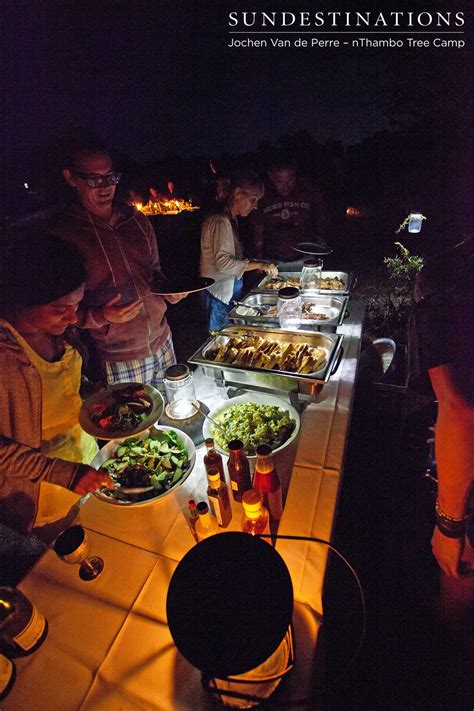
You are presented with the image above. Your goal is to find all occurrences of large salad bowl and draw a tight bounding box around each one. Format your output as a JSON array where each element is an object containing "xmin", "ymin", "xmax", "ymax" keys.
[
  {"xmin": 91, "ymin": 425, "xmax": 196, "ymax": 506},
  {"xmin": 202, "ymin": 393, "xmax": 300, "ymax": 467}
]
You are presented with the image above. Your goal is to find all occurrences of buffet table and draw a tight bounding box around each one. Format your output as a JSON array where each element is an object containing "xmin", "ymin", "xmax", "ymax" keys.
[{"xmin": 5, "ymin": 300, "xmax": 364, "ymax": 711}]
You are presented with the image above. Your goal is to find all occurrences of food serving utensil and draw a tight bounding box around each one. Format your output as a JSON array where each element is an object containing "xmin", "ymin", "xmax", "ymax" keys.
[
  {"xmin": 189, "ymin": 401, "xmax": 227, "ymax": 436},
  {"xmin": 101, "ymin": 484, "xmax": 155, "ymax": 495},
  {"xmin": 232, "ymin": 300, "xmax": 267, "ymax": 315}
]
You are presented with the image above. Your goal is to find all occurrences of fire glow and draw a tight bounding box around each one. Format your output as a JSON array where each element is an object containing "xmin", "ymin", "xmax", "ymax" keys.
[{"xmin": 133, "ymin": 198, "xmax": 199, "ymax": 216}]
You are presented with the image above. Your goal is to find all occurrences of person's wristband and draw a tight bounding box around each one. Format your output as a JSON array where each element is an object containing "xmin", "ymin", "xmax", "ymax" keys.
[
  {"xmin": 435, "ymin": 498, "xmax": 468, "ymax": 523},
  {"xmin": 435, "ymin": 498, "xmax": 467, "ymax": 538},
  {"xmin": 435, "ymin": 519, "xmax": 466, "ymax": 539}
]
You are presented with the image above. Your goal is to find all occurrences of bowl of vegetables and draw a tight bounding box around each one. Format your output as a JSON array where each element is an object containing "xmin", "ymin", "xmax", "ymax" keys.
[
  {"xmin": 91, "ymin": 425, "xmax": 196, "ymax": 506},
  {"xmin": 202, "ymin": 393, "xmax": 300, "ymax": 465}
]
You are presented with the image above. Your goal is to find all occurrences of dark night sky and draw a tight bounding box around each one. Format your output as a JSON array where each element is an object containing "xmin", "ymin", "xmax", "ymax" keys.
[{"xmin": 2, "ymin": 0, "xmax": 472, "ymax": 186}]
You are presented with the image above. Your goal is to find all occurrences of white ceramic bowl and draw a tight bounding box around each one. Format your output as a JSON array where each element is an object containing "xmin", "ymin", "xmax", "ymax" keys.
[
  {"xmin": 91, "ymin": 425, "xmax": 196, "ymax": 506},
  {"xmin": 202, "ymin": 393, "xmax": 300, "ymax": 465}
]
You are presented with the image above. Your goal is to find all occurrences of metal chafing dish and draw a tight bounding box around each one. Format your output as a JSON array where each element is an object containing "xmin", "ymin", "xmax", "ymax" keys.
[
  {"xmin": 228, "ymin": 292, "xmax": 349, "ymax": 331},
  {"xmin": 256, "ymin": 271, "xmax": 354, "ymax": 295},
  {"xmin": 188, "ymin": 326, "xmax": 343, "ymax": 408}
]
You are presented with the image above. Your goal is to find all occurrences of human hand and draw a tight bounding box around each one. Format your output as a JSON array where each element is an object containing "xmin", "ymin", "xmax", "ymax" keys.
[
  {"xmin": 73, "ymin": 468, "xmax": 113, "ymax": 496},
  {"xmin": 163, "ymin": 292, "xmax": 190, "ymax": 303},
  {"xmin": 431, "ymin": 526, "xmax": 464, "ymax": 578},
  {"xmin": 263, "ymin": 263, "xmax": 278, "ymax": 277},
  {"xmin": 102, "ymin": 293, "xmax": 142, "ymax": 323}
]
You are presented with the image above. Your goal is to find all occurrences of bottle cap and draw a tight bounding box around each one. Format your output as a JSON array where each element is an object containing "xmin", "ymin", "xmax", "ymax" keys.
[
  {"xmin": 256, "ymin": 444, "xmax": 272, "ymax": 456},
  {"xmin": 204, "ymin": 437, "xmax": 215, "ymax": 447},
  {"xmin": 197, "ymin": 502, "xmax": 209, "ymax": 516},
  {"xmin": 303, "ymin": 258, "xmax": 319, "ymax": 267},
  {"xmin": 164, "ymin": 364, "xmax": 191, "ymax": 381},
  {"xmin": 228, "ymin": 439, "xmax": 244, "ymax": 451},
  {"xmin": 242, "ymin": 489, "xmax": 262, "ymax": 513},
  {"xmin": 188, "ymin": 499, "xmax": 197, "ymax": 511},
  {"xmin": 278, "ymin": 286, "xmax": 300, "ymax": 300}
]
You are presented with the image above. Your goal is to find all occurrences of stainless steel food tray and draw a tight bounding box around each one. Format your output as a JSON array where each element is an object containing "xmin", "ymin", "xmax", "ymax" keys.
[
  {"xmin": 188, "ymin": 325, "xmax": 343, "ymax": 400},
  {"xmin": 228, "ymin": 292, "xmax": 349, "ymax": 331},
  {"xmin": 256, "ymin": 271, "xmax": 353, "ymax": 295}
]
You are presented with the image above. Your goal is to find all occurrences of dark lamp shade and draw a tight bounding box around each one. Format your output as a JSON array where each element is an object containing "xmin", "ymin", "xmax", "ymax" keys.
[{"xmin": 166, "ymin": 532, "xmax": 293, "ymax": 678}]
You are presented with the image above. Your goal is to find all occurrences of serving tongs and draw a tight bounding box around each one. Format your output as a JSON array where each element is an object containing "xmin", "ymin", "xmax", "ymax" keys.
[
  {"xmin": 93, "ymin": 482, "xmax": 156, "ymax": 505},
  {"xmin": 232, "ymin": 300, "xmax": 267, "ymax": 315}
]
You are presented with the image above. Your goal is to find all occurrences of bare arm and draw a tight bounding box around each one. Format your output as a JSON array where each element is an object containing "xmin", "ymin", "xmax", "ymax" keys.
[{"xmin": 429, "ymin": 363, "xmax": 474, "ymax": 578}]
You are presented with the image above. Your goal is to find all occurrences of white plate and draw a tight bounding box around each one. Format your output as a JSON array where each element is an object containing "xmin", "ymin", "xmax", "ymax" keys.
[
  {"xmin": 79, "ymin": 383, "xmax": 164, "ymax": 440},
  {"xmin": 293, "ymin": 242, "xmax": 333, "ymax": 256},
  {"xmin": 202, "ymin": 393, "xmax": 300, "ymax": 462},
  {"xmin": 91, "ymin": 426, "xmax": 196, "ymax": 506}
]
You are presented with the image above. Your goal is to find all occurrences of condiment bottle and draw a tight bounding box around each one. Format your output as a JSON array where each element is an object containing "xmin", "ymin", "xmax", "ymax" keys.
[
  {"xmin": 252, "ymin": 444, "xmax": 283, "ymax": 522},
  {"xmin": 203, "ymin": 438, "xmax": 226, "ymax": 482},
  {"xmin": 188, "ymin": 499, "xmax": 199, "ymax": 541},
  {"xmin": 0, "ymin": 587, "xmax": 48, "ymax": 656},
  {"xmin": 0, "ymin": 653, "xmax": 15, "ymax": 700},
  {"xmin": 227, "ymin": 439, "xmax": 252, "ymax": 503},
  {"xmin": 207, "ymin": 468, "xmax": 232, "ymax": 528},
  {"xmin": 195, "ymin": 502, "xmax": 219, "ymax": 542},
  {"xmin": 241, "ymin": 489, "xmax": 271, "ymax": 537}
]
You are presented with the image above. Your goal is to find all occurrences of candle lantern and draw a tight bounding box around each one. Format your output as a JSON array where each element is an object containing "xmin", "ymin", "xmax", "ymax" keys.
[
  {"xmin": 408, "ymin": 212, "xmax": 424, "ymax": 233},
  {"xmin": 163, "ymin": 364, "xmax": 197, "ymax": 420},
  {"xmin": 166, "ymin": 532, "xmax": 295, "ymax": 708}
]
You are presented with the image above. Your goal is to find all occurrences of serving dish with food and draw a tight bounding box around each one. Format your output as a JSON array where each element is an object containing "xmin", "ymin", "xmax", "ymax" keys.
[
  {"xmin": 189, "ymin": 325, "xmax": 343, "ymax": 399},
  {"xmin": 256, "ymin": 271, "xmax": 353, "ymax": 295},
  {"xmin": 91, "ymin": 426, "xmax": 196, "ymax": 506},
  {"xmin": 79, "ymin": 383, "xmax": 164, "ymax": 440},
  {"xmin": 228, "ymin": 292, "xmax": 349, "ymax": 330},
  {"xmin": 202, "ymin": 394, "xmax": 300, "ymax": 460}
]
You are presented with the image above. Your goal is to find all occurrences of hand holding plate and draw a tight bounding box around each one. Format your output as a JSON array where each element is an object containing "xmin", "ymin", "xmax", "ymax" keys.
[{"xmin": 103, "ymin": 293, "xmax": 142, "ymax": 323}]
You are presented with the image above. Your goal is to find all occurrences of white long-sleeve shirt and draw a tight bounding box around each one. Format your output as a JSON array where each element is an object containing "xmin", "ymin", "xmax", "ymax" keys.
[{"xmin": 200, "ymin": 212, "xmax": 248, "ymax": 304}]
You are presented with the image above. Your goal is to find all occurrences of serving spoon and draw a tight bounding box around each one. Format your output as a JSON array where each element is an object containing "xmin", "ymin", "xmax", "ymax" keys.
[{"xmin": 189, "ymin": 401, "xmax": 227, "ymax": 436}]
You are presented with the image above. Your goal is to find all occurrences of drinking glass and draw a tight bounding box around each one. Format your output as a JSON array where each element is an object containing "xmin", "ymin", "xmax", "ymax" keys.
[{"xmin": 54, "ymin": 525, "xmax": 104, "ymax": 581}]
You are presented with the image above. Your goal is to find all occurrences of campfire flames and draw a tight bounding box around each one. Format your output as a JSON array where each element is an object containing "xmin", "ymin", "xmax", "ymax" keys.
[{"xmin": 132, "ymin": 198, "xmax": 199, "ymax": 215}]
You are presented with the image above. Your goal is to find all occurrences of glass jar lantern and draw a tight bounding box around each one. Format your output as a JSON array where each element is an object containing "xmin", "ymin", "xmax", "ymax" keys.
[
  {"xmin": 277, "ymin": 287, "xmax": 302, "ymax": 330},
  {"xmin": 300, "ymin": 258, "xmax": 323, "ymax": 291},
  {"xmin": 163, "ymin": 364, "xmax": 197, "ymax": 419},
  {"xmin": 408, "ymin": 212, "xmax": 423, "ymax": 233}
]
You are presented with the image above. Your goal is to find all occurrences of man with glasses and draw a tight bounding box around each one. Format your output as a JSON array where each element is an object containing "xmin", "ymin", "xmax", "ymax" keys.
[{"xmin": 49, "ymin": 141, "xmax": 187, "ymax": 394}]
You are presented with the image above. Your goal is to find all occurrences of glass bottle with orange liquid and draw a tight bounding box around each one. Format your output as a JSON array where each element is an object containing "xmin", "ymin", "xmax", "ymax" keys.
[
  {"xmin": 241, "ymin": 489, "xmax": 270, "ymax": 537},
  {"xmin": 207, "ymin": 468, "xmax": 232, "ymax": 528},
  {"xmin": 227, "ymin": 439, "xmax": 251, "ymax": 502},
  {"xmin": 203, "ymin": 438, "xmax": 225, "ymax": 482},
  {"xmin": 252, "ymin": 444, "xmax": 283, "ymax": 522}
]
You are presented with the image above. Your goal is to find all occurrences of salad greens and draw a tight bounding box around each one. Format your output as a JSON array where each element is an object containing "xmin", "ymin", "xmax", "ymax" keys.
[
  {"xmin": 211, "ymin": 402, "xmax": 296, "ymax": 456},
  {"xmin": 99, "ymin": 429, "xmax": 189, "ymax": 502}
]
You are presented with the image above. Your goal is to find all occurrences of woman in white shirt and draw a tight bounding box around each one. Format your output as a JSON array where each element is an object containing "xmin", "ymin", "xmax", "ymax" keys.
[{"xmin": 200, "ymin": 170, "xmax": 277, "ymax": 331}]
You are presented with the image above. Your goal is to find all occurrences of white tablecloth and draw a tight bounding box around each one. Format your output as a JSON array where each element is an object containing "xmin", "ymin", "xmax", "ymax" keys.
[{"xmin": 6, "ymin": 301, "xmax": 363, "ymax": 710}]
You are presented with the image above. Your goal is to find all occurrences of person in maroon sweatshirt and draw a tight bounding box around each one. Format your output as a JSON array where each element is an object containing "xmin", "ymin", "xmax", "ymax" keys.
[{"xmin": 49, "ymin": 142, "xmax": 187, "ymax": 394}]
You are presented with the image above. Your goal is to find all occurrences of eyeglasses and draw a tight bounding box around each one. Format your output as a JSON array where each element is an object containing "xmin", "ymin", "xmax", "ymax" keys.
[{"xmin": 73, "ymin": 171, "xmax": 121, "ymax": 189}]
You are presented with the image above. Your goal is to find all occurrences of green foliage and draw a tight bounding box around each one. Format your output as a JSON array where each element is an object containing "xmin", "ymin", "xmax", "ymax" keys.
[
  {"xmin": 384, "ymin": 241, "xmax": 424, "ymax": 282},
  {"xmin": 360, "ymin": 242, "xmax": 424, "ymax": 344}
]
